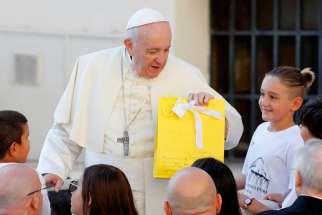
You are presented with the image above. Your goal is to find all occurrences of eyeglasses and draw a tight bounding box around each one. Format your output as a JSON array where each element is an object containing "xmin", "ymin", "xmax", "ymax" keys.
[
  {"xmin": 26, "ymin": 186, "xmax": 52, "ymax": 196},
  {"xmin": 69, "ymin": 180, "xmax": 79, "ymax": 193}
]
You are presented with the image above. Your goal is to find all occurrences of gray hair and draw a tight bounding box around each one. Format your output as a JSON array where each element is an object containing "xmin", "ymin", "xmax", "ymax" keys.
[
  {"xmin": 126, "ymin": 27, "xmax": 139, "ymax": 42},
  {"xmin": 295, "ymin": 140, "xmax": 322, "ymax": 192},
  {"xmin": 166, "ymin": 167, "xmax": 217, "ymax": 214}
]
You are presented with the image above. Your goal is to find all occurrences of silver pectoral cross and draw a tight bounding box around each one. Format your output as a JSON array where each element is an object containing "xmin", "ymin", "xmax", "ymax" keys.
[{"xmin": 117, "ymin": 130, "xmax": 129, "ymax": 156}]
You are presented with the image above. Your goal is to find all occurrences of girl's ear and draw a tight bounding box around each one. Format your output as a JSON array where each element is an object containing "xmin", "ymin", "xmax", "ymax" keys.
[{"xmin": 291, "ymin": 96, "xmax": 303, "ymax": 111}]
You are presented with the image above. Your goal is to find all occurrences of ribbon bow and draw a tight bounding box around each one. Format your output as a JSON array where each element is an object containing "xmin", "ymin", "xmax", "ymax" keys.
[{"xmin": 172, "ymin": 99, "xmax": 222, "ymax": 149}]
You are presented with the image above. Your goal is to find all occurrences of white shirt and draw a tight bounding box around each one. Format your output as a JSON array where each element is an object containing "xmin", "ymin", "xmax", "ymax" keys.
[{"xmin": 242, "ymin": 122, "xmax": 304, "ymax": 199}]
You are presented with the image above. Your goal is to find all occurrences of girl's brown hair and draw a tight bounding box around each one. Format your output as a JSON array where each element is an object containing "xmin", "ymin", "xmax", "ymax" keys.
[
  {"xmin": 82, "ymin": 164, "xmax": 138, "ymax": 215},
  {"xmin": 266, "ymin": 66, "xmax": 315, "ymax": 98}
]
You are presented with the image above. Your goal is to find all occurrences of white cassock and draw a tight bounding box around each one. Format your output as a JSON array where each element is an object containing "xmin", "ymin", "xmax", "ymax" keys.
[{"xmin": 37, "ymin": 46, "xmax": 243, "ymax": 215}]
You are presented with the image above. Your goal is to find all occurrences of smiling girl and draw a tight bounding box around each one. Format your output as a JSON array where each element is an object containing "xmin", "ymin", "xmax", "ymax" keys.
[{"xmin": 237, "ymin": 66, "xmax": 315, "ymax": 214}]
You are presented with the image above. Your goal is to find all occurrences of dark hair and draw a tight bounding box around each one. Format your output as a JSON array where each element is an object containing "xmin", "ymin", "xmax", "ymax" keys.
[
  {"xmin": 82, "ymin": 164, "xmax": 138, "ymax": 215},
  {"xmin": 295, "ymin": 96, "xmax": 322, "ymax": 139},
  {"xmin": 0, "ymin": 110, "xmax": 28, "ymax": 159},
  {"xmin": 266, "ymin": 66, "xmax": 315, "ymax": 98},
  {"xmin": 192, "ymin": 157, "xmax": 241, "ymax": 215},
  {"xmin": 48, "ymin": 190, "xmax": 72, "ymax": 215}
]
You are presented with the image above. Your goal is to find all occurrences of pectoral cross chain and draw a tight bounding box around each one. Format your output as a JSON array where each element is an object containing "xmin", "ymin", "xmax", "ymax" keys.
[{"xmin": 117, "ymin": 130, "xmax": 129, "ymax": 156}]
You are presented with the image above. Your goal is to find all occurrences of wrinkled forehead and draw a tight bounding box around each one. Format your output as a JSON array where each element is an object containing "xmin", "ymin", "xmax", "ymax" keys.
[{"xmin": 136, "ymin": 22, "xmax": 172, "ymax": 44}]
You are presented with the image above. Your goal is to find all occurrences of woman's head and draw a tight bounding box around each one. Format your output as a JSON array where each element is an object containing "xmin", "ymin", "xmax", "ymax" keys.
[
  {"xmin": 295, "ymin": 96, "xmax": 322, "ymax": 141},
  {"xmin": 259, "ymin": 66, "xmax": 315, "ymax": 126},
  {"xmin": 70, "ymin": 164, "xmax": 138, "ymax": 215},
  {"xmin": 192, "ymin": 157, "xmax": 241, "ymax": 215}
]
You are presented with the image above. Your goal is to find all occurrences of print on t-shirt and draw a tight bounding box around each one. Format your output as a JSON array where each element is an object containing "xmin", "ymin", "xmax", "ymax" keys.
[{"xmin": 246, "ymin": 157, "xmax": 271, "ymax": 196}]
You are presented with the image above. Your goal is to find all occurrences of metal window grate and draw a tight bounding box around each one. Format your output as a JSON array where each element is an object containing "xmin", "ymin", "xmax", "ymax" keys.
[{"xmin": 210, "ymin": 0, "xmax": 322, "ymax": 158}]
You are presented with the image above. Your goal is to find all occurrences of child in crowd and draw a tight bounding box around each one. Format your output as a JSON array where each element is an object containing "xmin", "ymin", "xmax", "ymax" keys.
[
  {"xmin": 0, "ymin": 110, "xmax": 30, "ymax": 163},
  {"xmin": 70, "ymin": 164, "xmax": 138, "ymax": 215},
  {"xmin": 269, "ymin": 96, "xmax": 322, "ymax": 208},
  {"xmin": 0, "ymin": 110, "xmax": 51, "ymax": 214},
  {"xmin": 236, "ymin": 67, "xmax": 315, "ymax": 214},
  {"xmin": 296, "ymin": 96, "xmax": 322, "ymax": 142}
]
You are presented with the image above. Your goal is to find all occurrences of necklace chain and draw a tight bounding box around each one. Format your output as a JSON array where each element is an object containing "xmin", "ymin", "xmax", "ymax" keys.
[{"xmin": 120, "ymin": 50, "xmax": 145, "ymax": 132}]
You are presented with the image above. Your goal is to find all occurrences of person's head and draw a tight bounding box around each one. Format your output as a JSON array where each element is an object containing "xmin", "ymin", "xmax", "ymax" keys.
[
  {"xmin": 0, "ymin": 110, "xmax": 29, "ymax": 163},
  {"xmin": 259, "ymin": 66, "xmax": 315, "ymax": 127},
  {"xmin": 48, "ymin": 190, "xmax": 71, "ymax": 215},
  {"xmin": 295, "ymin": 96, "xmax": 322, "ymax": 141},
  {"xmin": 0, "ymin": 163, "xmax": 42, "ymax": 215},
  {"xmin": 70, "ymin": 164, "xmax": 138, "ymax": 215},
  {"xmin": 164, "ymin": 167, "xmax": 222, "ymax": 215},
  {"xmin": 192, "ymin": 158, "xmax": 241, "ymax": 215},
  {"xmin": 124, "ymin": 8, "xmax": 171, "ymax": 79},
  {"xmin": 295, "ymin": 140, "xmax": 322, "ymax": 196}
]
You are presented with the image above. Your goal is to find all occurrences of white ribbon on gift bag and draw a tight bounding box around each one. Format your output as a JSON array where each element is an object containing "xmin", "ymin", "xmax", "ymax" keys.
[{"xmin": 172, "ymin": 99, "xmax": 222, "ymax": 149}]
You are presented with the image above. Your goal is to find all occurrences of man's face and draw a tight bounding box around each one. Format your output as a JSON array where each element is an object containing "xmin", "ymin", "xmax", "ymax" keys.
[{"xmin": 125, "ymin": 22, "xmax": 172, "ymax": 79}]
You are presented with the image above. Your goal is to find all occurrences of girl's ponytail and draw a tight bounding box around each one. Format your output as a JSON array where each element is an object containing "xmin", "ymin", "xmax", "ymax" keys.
[{"xmin": 300, "ymin": 67, "xmax": 315, "ymax": 89}]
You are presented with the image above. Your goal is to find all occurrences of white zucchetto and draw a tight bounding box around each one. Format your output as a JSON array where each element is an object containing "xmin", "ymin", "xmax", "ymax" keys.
[{"xmin": 126, "ymin": 8, "xmax": 168, "ymax": 30}]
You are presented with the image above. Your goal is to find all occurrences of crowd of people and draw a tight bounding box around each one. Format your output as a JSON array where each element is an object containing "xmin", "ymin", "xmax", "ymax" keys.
[{"xmin": 1, "ymin": 8, "xmax": 322, "ymax": 215}]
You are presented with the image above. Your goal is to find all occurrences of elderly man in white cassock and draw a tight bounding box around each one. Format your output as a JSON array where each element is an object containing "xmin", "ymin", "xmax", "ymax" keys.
[{"xmin": 37, "ymin": 8, "xmax": 244, "ymax": 215}]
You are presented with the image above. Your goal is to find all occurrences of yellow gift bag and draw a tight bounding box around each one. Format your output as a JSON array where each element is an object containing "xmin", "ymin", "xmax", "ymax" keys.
[{"xmin": 153, "ymin": 97, "xmax": 225, "ymax": 179}]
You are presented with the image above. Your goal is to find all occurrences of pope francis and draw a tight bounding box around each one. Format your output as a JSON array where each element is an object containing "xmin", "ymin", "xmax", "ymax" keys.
[{"xmin": 37, "ymin": 8, "xmax": 244, "ymax": 215}]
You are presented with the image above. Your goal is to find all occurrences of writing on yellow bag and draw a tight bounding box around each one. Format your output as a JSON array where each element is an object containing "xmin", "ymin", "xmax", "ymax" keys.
[{"xmin": 153, "ymin": 97, "xmax": 225, "ymax": 179}]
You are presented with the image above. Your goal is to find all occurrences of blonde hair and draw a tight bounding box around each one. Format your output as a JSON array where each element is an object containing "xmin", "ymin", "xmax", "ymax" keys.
[{"xmin": 300, "ymin": 67, "xmax": 315, "ymax": 89}]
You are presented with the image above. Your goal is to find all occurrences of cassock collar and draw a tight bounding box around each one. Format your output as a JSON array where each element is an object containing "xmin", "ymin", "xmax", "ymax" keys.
[
  {"xmin": 123, "ymin": 47, "xmax": 134, "ymax": 75},
  {"xmin": 122, "ymin": 47, "xmax": 151, "ymax": 85}
]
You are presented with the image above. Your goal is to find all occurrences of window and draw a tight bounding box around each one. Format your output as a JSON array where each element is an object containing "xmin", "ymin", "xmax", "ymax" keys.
[
  {"xmin": 14, "ymin": 53, "xmax": 38, "ymax": 85},
  {"xmin": 210, "ymin": 0, "xmax": 322, "ymax": 157}
]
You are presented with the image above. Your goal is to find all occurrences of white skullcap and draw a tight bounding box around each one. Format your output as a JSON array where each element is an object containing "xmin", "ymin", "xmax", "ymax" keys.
[{"xmin": 126, "ymin": 8, "xmax": 168, "ymax": 30}]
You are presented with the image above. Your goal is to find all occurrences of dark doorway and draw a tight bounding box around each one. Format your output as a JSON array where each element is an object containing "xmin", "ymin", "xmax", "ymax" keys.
[{"xmin": 210, "ymin": 0, "xmax": 322, "ymax": 158}]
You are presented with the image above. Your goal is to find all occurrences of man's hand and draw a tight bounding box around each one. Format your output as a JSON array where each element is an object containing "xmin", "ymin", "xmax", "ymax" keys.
[
  {"xmin": 188, "ymin": 92, "xmax": 229, "ymax": 139},
  {"xmin": 44, "ymin": 173, "xmax": 64, "ymax": 192},
  {"xmin": 188, "ymin": 92, "xmax": 214, "ymax": 106}
]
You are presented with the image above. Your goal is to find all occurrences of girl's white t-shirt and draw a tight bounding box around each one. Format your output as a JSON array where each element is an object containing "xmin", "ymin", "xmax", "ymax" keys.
[{"xmin": 242, "ymin": 122, "xmax": 304, "ymax": 199}]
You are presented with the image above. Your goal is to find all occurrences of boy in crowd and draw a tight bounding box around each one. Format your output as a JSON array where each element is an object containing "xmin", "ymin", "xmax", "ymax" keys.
[{"xmin": 0, "ymin": 110, "xmax": 50, "ymax": 214}]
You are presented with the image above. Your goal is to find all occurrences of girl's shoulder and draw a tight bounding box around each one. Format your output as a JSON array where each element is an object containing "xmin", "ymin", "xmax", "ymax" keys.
[
  {"xmin": 279, "ymin": 125, "xmax": 302, "ymax": 138},
  {"xmin": 253, "ymin": 122, "xmax": 270, "ymax": 134},
  {"xmin": 249, "ymin": 122, "xmax": 270, "ymax": 144}
]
